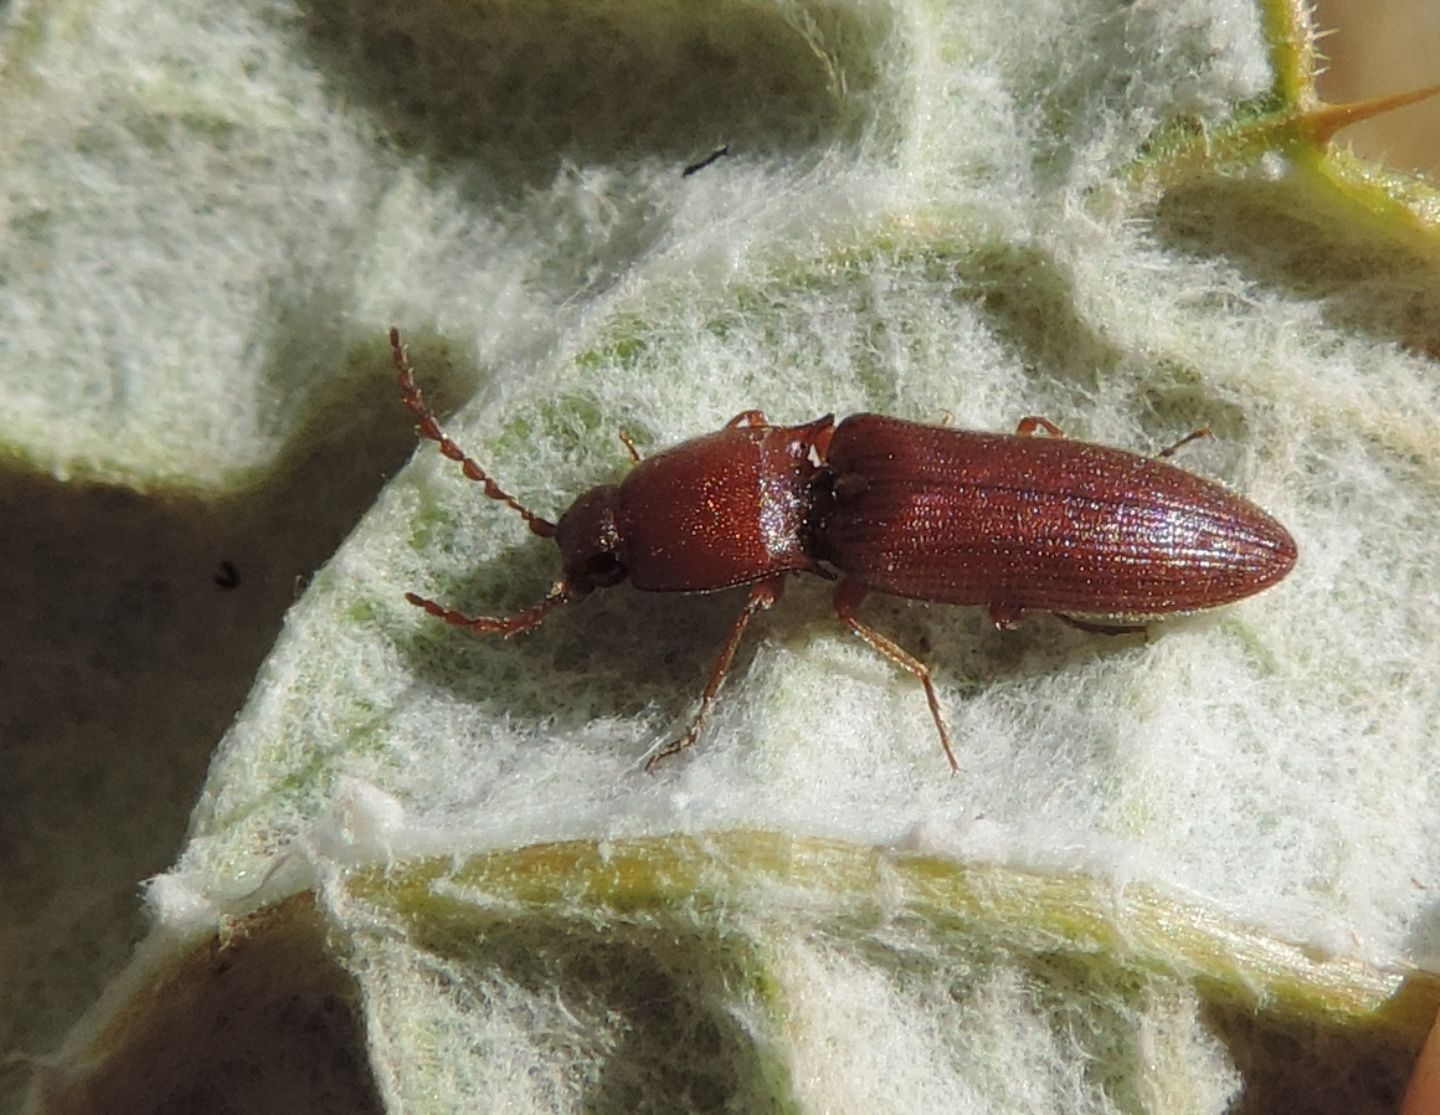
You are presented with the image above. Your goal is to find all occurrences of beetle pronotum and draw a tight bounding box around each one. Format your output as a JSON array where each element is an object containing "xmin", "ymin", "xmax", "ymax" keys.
[{"xmin": 392, "ymin": 329, "xmax": 1296, "ymax": 770}]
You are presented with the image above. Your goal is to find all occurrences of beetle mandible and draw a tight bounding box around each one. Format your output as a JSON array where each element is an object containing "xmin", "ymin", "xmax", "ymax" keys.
[{"xmin": 391, "ymin": 329, "xmax": 1296, "ymax": 771}]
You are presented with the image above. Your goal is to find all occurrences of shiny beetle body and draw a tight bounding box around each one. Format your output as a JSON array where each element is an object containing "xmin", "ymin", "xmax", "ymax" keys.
[
  {"xmin": 815, "ymin": 413, "xmax": 1296, "ymax": 622},
  {"xmin": 391, "ymin": 330, "xmax": 1296, "ymax": 770}
]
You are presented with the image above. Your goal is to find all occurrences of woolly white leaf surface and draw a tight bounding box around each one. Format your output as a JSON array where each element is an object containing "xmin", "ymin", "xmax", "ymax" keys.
[{"xmin": 8, "ymin": 0, "xmax": 1440, "ymax": 1110}]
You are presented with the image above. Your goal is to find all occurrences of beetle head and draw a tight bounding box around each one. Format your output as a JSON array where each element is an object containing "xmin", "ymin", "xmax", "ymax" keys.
[{"xmin": 556, "ymin": 485, "xmax": 627, "ymax": 593}]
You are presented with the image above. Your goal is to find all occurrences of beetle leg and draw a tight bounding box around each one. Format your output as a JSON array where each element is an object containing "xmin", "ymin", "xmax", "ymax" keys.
[
  {"xmin": 1015, "ymin": 416, "xmax": 1065, "ymax": 439},
  {"xmin": 1156, "ymin": 427, "xmax": 1213, "ymax": 459},
  {"xmin": 991, "ymin": 602, "xmax": 1146, "ymax": 636},
  {"xmin": 725, "ymin": 409, "xmax": 771, "ymax": 429},
  {"xmin": 618, "ymin": 430, "xmax": 642, "ymax": 463},
  {"xmin": 645, "ymin": 575, "xmax": 786, "ymax": 772},
  {"xmin": 1053, "ymin": 613, "xmax": 1147, "ymax": 636},
  {"xmin": 1018, "ymin": 414, "xmax": 1213, "ymax": 461},
  {"xmin": 405, "ymin": 583, "xmax": 574, "ymax": 636},
  {"xmin": 987, "ymin": 603, "xmax": 1026, "ymax": 629},
  {"xmin": 1015, "ymin": 413, "xmax": 1213, "ymax": 461},
  {"xmin": 833, "ymin": 579, "xmax": 958, "ymax": 771}
]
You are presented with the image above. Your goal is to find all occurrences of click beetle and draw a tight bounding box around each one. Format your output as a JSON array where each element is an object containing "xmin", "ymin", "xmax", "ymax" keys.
[{"xmin": 391, "ymin": 329, "xmax": 1296, "ymax": 770}]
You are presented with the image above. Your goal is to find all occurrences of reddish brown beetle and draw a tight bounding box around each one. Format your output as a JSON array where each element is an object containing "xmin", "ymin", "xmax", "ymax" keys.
[{"xmin": 392, "ymin": 329, "xmax": 1296, "ymax": 770}]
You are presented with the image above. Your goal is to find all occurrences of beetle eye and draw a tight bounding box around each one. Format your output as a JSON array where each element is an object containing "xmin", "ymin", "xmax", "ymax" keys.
[{"xmin": 583, "ymin": 552, "xmax": 626, "ymax": 588}]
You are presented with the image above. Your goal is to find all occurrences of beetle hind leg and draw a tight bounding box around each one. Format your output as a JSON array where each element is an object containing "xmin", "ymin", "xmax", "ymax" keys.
[
  {"xmin": 1053, "ymin": 612, "xmax": 1147, "ymax": 636},
  {"xmin": 1155, "ymin": 427, "xmax": 1212, "ymax": 459},
  {"xmin": 1014, "ymin": 416, "xmax": 1065, "ymax": 438},
  {"xmin": 1016, "ymin": 416, "xmax": 1213, "ymax": 462},
  {"xmin": 833, "ymin": 580, "xmax": 959, "ymax": 771}
]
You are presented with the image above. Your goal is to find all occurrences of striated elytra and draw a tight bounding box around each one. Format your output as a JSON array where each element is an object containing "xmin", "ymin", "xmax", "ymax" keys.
[
  {"xmin": 818, "ymin": 414, "xmax": 1296, "ymax": 620},
  {"xmin": 392, "ymin": 330, "xmax": 1296, "ymax": 771}
]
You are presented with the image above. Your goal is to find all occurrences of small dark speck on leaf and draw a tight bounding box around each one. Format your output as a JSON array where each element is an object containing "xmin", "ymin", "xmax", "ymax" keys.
[
  {"xmin": 683, "ymin": 145, "xmax": 730, "ymax": 177},
  {"xmin": 215, "ymin": 560, "xmax": 242, "ymax": 590}
]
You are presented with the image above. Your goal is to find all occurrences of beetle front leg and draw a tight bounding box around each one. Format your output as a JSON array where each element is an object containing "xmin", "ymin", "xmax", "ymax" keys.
[
  {"xmin": 833, "ymin": 579, "xmax": 959, "ymax": 771},
  {"xmin": 644, "ymin": 575, "xmax": 786, "ymax": 772}
]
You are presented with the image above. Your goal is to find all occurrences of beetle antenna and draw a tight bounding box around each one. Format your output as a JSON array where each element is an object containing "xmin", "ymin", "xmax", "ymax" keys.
[
  {"xmin": 390, "ymin": 328, "xmax": 558, "ymax": 539},
  {"xmin": 404, "ymin": 583, "xmax": 574, "ymax": 636}
]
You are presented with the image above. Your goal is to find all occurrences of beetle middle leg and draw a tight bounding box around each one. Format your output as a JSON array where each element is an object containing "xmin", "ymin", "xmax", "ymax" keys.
[
  {"xmin": 832, "ymin": 579, "xmax": 958, "ymax": 771},
  {"xmin": 644, "ymin": 575, "xmax": 786, "ymax": 772}
]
